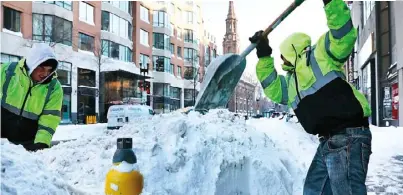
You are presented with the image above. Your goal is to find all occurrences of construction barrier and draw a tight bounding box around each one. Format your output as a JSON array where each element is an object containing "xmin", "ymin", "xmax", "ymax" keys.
[{"xmin": 86, "ymin": 115, "xmax": 96, "ymax": 124}]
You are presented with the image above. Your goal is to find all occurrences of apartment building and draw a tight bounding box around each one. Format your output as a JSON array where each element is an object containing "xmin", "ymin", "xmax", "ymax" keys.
[
  {"xmin": 0, "ymin": 1, "xmax": 218, "ymax": 124},
  {"xmin": 346, "ymin": 1, "xmax": 403, "ymax": 127}
]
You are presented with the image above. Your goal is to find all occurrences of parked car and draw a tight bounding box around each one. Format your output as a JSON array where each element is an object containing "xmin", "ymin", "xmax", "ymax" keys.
[{"xmin": 107, "ymin": 104, "xmax": 154, "ymax": 130}]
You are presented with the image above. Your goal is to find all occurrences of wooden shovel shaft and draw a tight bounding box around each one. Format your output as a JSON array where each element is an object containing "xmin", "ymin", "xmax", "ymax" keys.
[
  {"xmin": 262, "ymin": 0, "xmax": 305, "ymax": 37},
  {"xmin": 240, "ymin": 0, "xmax": 305, "ymax": 59}
]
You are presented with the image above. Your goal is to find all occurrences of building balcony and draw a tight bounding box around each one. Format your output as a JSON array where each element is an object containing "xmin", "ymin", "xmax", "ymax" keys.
[
  {"xmin": 184, "ymin": 41, "xmax": 199, "ymax": 51},
  {"xmin": 101, "ymin": 2, "xmax": 132, "ymax": 23},
  {"xmin": 153, "ymin": 25, "xmax": 171, "ymax": 36},
  {"xmin": 101, "ymin": 31, "xmax": 133, "ymax": 50},
  {"xmin": 152, "ymin": 71, "xmax": 184, "ymax": 88},
  {"xmin": 32, "ymin": 1, "xmax": 73, "ymax": 22},
  {"xmin": 152, "ymin": 48, "xmax": 171, "ymax": 58}
]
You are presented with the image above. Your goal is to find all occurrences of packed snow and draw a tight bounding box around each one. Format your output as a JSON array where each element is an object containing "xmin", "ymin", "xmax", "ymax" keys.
[{"xmin": 1, "ymin": 109, "xmax": 403, "ymax": 195}]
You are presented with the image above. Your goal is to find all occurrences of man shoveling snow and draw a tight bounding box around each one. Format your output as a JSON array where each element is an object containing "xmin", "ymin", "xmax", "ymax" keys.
[{"xmin": 250, "ymin": 0, "xmax": 372, "ymax": 194}]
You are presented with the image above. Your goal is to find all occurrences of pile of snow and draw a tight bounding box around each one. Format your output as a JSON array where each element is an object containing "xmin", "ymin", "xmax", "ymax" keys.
[
  {"xmin": 2, "ymin": 109, "xmax": 402, "ymax": 195},
  {"xmin": 1, "ymin": 109, "xmax": 317, "ymax": 195},
  {"xmin": 0, "ymin": 140, "xmax": 85, "ymax": 195},
  {"xmin": 52, "ymin": 123, "xmax": 107, "ymax": 141}
]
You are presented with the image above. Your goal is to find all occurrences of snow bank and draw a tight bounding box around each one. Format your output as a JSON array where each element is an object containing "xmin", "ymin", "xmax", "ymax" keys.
[
  {"xmin": 366, "ymin": 125, "xmax": 403, "ymax": 194},
  {"xmin": 3, "ymin": 110, "xmax": 400, "ymax": 195},
  {"xmin": 1, "ymin": 109, "xmax": 313, "ymax": 195},
  {"xmin": 0, "ymin": 140, "xmax": 85, "ymax": 195},
  {"xmin": 52, "ymin": 123, "xmax": 107, "ymax": 141}
]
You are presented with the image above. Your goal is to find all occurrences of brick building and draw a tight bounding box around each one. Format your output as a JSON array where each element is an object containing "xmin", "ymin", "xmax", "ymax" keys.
[{"xmin": 0, "ymin": 1, "xmax": 218, "ymax": 123}]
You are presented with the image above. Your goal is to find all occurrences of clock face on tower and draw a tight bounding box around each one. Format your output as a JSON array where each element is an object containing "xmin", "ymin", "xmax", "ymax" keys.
[{"xmin": 228, "ymin": 34, "xmax": 232, "ymax": 39}]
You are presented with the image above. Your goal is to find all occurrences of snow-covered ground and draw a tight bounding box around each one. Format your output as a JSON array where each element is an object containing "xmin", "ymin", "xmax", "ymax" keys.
[
  {"xmin": 52, "ymin": 123, "xmax": 107, "ymax": 141},
  {"xmin": 1, "ymin": 109, "xmax": 402, "ymax": 195}
]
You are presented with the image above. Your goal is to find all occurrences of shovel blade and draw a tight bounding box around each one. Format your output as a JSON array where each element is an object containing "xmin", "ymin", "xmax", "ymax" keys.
[{"xmin": 195, "ymin": 54, "xmax": 246, "ymax": 111}]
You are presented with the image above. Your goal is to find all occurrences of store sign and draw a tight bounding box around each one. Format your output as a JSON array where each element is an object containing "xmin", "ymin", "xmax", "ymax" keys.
[
  {"xmin": 383, "ymin": 87, "xmax": 392, "ymax": 120},
  {"xmin": 392, "ymin": 83, "xmax": 399, "ymax": 120}
]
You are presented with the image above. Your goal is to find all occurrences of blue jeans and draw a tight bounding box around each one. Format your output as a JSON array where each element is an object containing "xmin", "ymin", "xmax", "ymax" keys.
[{"xmin": 303, "ymin": 127, "xmax": 372, "ymax": 195}]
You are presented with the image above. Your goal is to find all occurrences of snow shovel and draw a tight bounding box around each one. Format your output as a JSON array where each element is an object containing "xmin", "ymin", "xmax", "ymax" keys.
[{"xmin": 194, "ymin": 0, "xmax": 306, "ymax": 112}]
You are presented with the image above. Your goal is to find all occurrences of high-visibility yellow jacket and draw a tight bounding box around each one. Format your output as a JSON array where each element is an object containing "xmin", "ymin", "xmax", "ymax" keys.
[
  {"xmin": 256, "ymin": 0, "xmax": 370, "ymax": 135},
  {"xmin": 1, "ymin": 57, "xmax": 63, "ymax": 147}
]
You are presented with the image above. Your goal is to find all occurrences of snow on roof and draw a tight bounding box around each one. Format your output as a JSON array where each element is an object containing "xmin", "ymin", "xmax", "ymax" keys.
[{"xmin": 101, "ymin": 59, "xmax": 139, "ymax": 75}]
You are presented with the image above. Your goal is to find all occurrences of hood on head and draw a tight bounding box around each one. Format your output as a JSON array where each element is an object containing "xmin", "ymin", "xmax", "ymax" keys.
[
  {"xmin": 279, "ymin": 32, "xmax": 311, "ymax": 72},
  {"xmin": 26, "ymin": 43, "xmax": 59, "ymax": 76}
]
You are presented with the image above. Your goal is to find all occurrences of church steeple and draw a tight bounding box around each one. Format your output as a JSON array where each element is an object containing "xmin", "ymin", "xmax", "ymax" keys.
[
  {"xmin": 227, "ymin": 1, "xmax": 236, "ymax": 19},
  {"xmin": 223, "ymin": 1, "xmax": 239, "ymax": 54}
]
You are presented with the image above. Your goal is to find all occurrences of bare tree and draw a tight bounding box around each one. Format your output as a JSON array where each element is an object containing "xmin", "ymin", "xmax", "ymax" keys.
[
  {"xmin": 183, "ymin": 54, "xmax": 202, "ymax": 106},
  {"xmin": 22, "ymin": 14, "xmax": 78, "ymax": 62},
  {"xmin": 92, "ymin": 34, "xmax": 114, "ymax": 122}
]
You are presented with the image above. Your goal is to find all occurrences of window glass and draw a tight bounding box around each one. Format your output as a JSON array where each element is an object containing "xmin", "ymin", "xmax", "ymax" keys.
[
  {"xmin": 140, "ymin": 6, "xmax": 149, "ymax": 22},
  {"xmin": 79, "ymin": 2, "xmax": 94, "ymax": 24},
  {"xmin": 3, "ymin": 7, "xmax": 21, "ymax": 32},
  {"xmin": 101, "ymin": 11, "xmax": 110, "ymax": 31},
  {"xmin": 1, "ymin": 53, "xmax": 21, "ymax": 64},
  {"xmin": 140, "ymin": 29, "xmax": 149, "ymax": 46},
  {"xmin": 79, "ymin": 33, "xmax": 94, "ymax": 52}
]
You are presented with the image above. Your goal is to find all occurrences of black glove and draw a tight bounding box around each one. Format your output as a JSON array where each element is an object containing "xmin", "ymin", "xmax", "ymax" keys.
[
  {"xmin": 24, "ymin": 143, "xmax": 49, "ymax": 152},
  {"xmin": 249, "ymin": 30, "xmax": 272, "ymax": 58},
  {"xmin": 323, "ymin": 0, "xmax": 331, "ymax": 5}
]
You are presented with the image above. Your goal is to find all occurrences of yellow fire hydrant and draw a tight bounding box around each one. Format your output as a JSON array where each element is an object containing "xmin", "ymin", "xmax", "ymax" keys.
[{"xmin": 105, "ymin": 138, "xmax": 144, "ymax": 195}]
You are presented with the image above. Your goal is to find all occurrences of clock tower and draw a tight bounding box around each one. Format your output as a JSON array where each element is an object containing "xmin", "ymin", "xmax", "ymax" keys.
[{"xmin": 223, "ymin": 1, "xmax": 239, "ymax": 54}]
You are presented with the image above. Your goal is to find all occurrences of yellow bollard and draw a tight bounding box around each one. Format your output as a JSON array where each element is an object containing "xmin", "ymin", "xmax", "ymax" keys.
[{"xmin": 105, "ymin": 138, "xmax": 144, "ymax": 195}]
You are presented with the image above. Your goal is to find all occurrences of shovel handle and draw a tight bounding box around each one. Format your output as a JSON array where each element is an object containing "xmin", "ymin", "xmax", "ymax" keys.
[
  {"xmin": 240, "ymin": 0, "xmax": 305, "ymax": 59},
  {"xmin": 262, "ymin": 0, "xmax": 305, "ymax": 37}
]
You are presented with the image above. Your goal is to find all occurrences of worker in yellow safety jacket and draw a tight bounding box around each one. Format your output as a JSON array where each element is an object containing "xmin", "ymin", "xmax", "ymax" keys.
[
  {"xmin": 249, "ymin": 0, "xmax": 372, "ymax": 194},
  {"xmin": 1, "ymin": 43, "xmax": 63, "ymax": 152}
]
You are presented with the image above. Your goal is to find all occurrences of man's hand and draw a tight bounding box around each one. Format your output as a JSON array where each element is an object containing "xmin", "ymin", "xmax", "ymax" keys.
[
  {"xmin": 249, "ymin": 30, "xmax": 272, "ymax": 58},
  {"xmin": 24, "ymin": 143, "xmax": 49, "ymax": 152}
]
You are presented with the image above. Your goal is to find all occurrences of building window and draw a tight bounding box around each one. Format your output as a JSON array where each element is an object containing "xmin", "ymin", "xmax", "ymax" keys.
[
  {"xmin": 101, "ymin": 11, "xmax": 110, "ymax": 31},
  {"xmin": 153, "ymin": 56, "xmax": 170, "ymax": 72},
  {"xmin": 57, "ymin": 61, "xmax": 72, "ymax": 86},
  {"xmin": 102, "ymin": 11, "xmax": 132, "ymax": 40},
  {"xmin": 3, "ymin": 7, "xmax": 21, "ymax": 33},
  {"xmin": 43, "ymin": 1, "xmax": 72, "ymax": 10},
  {"xmin": 184, "ymin": 48, "xmax": 196, "ymax": 63},
  {"xmin": 177, "ymin": 28, "xmax": 182, "ymax": 39},
  {"xmin": 33, "ymin": 14, "xmax": 72, "ymax": 46},
  {"xmin": 1, "ymin": 53, "xmax": 21, "ymax": 64},
  {"xmin": 140, "ymin": 54, "xmax": 149, "ymax": 69},
  {"xmin": 101, "ymin": 40, "xmax": 132, "ymax": 62},
  {"xmin": 79, "ymin": 2, "xmax": 94, "ymax": 24},
  {"xmin": 169, "ymin": 23, "xmax": 174, "ymax": 36},
  {"xmin": 140, "ymin": 5, "xmax": 149, "ymax": 23},
  {"xmin": 140, "ymin": 29, "xmax": 149, "ymax": 46},
  {"xmin": 79, "ymin": 33, "xmax": 94, "ymax": 52},
  {"xmin": 153, "ymin": 33, "xmax": 170, "ymax": 50},
  {"xmin": 170, "ymin": 64, "xmax": 174, "ymax": 74},
  {"xmin": 177, "ymin": 46, "xmax": 182, "ymax": 58},
  {"xmin": 107, "ymin": 1, "xmax": 131, "ymax": 14},
  {"xmin": 184, "ymin": 29, "xmax": 194, "ymax": 43},
  {"xmin": 177, "ymin": 66, "xmax": 182, "ymax": 77},
  {"xmin": 213, "ymin": 49, "xmax": 217, "ymax": 58},
  {"xmin": 153, "ymin": 11, "xmax": 168, "ymax": 27},
  {"xmin": 362, "ymin": 1, "xmax": 375, "ymax": 26},
  {"xmin": 185, "ymin": 11, "xmax": 193, "ymax": 24},
  {"xmin": 78, "ymin": 68, "xmax": 96, "ymax": 87},
  {"xmin": 176, "ymin": 7, "xmax": 182, "ymax": 23},
  {"xmin": 169, "ymin": 43, "xmax": 174, "ymax": 54}
]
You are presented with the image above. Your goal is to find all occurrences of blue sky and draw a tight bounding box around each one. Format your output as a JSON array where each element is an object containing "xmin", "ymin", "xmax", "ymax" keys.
[{"xmin": 201, "ymin": 0, "xmax": 330, "ymax": 78}]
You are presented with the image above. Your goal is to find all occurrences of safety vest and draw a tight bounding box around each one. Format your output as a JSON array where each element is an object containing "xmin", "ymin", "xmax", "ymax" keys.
[{"xmin": 1, "ymin": 59, "xmax": 63, "ymax": 146}]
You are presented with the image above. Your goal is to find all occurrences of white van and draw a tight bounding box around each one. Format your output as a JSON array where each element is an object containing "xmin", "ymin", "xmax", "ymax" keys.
[{"xmin": 107, "ymin": 104, "xmax": 155, "ymax": 129}]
